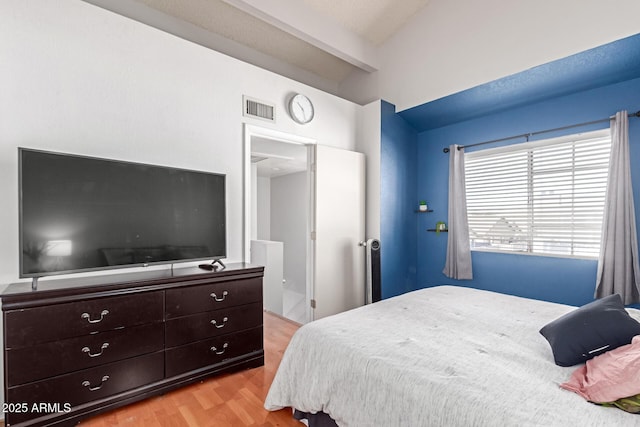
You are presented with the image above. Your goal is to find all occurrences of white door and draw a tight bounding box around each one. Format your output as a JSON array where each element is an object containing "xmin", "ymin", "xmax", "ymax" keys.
[
  {"xmin": 250, "ymin": 240, "xmax": 283, "ymax": 316},
  {"xmin": 312, "ymin": 145, "xmax": 366, "ymax": 320}
]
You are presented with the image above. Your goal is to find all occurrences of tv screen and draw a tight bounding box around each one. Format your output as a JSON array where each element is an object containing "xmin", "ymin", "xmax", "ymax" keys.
[{"xmin": 19, "ymin": 148, "xmax": 226, "ymax": 278}]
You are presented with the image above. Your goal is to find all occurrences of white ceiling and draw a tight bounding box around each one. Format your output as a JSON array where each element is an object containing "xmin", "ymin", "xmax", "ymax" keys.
[
  {"xmin": 251, "ymin": 137, "xmax": 308, "ymax": 178},
  {"xmin": 84, "ymin": 0, "xmax": 430, "ymax": 101},
  {"xmin": 301, "ymin": 0, "xmax": 429, "ymax": 46}
]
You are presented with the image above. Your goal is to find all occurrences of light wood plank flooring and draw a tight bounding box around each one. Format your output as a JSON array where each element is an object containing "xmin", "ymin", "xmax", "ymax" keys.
[{"xmin": 80, "ymin": 312, "xmax": 301, "ymax": 427}]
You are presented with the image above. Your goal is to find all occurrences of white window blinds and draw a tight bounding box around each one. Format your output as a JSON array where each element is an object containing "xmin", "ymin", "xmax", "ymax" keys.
[{"xmin": 464, "ymin": 129, "xmax": 611, "ymax": 258}]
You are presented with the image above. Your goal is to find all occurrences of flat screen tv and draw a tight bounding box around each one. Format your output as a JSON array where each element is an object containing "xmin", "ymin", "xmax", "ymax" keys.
[{"xmin": 19, "ymin": 148, "xmax": 226, "ymax": 278}]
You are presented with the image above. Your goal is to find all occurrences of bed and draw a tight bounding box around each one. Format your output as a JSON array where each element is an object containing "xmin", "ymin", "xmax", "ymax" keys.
[{"xmin": 264, "ymin": 285, "xmax": 640, "ymax": 426}]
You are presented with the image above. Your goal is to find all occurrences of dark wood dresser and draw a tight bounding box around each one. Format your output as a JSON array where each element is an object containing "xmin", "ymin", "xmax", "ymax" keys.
[{"xmin": 1, "ymin": 263, "xmax": 264, "ymax": 426}]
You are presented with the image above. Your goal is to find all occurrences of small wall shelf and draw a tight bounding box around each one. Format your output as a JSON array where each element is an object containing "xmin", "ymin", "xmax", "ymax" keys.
[
  {"xmin": 427, "ymin": 229, "xmax": 448, "ymax": 232},
  {"xmin": 416, "ymin": 209, "xmax": 434, "ymax": 213}
]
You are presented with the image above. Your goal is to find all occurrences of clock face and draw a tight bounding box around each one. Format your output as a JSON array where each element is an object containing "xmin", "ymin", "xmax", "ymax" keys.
[{"xmin": 289, "ymin": 94, "xmax": 314, "ymax": 124}]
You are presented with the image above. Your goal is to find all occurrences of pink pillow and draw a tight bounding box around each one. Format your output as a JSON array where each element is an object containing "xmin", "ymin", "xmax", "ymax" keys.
[{"xmin": 561, "ymin": 335, "xmax": 640, "ymax": 403}]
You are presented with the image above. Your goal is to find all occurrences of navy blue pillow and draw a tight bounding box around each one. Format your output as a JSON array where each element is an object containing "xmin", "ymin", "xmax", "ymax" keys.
[{"xmin": 539, "ymin": 294, "xmax": 640, "ymax": 367}]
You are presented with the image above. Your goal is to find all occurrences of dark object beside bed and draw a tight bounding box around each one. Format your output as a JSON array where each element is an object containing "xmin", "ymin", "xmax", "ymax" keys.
[{"xmin": 294, "ymin": 410, "xmax": 338, "ymax": 427}]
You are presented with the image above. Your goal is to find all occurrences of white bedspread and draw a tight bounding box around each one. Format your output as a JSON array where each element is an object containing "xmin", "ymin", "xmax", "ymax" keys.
[{"xmin": 265, "ymin": 286, "xmax": 640, "ymax": 426}]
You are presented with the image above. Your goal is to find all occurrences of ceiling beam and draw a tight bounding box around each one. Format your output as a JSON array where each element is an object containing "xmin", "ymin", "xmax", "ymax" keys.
[
  {"xmin": 81, "ymin": 0, "xmax": 342, "ymax": 96},
  {"xmin": 222, "ymin": 0, "xmax": 379, "ymax": 72}
]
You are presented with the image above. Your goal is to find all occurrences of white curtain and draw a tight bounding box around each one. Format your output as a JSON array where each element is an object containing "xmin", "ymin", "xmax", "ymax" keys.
[
  {"xmin": 443, "ymin": 144, "xmax": 473, "ymax": 279},
  {"xmin": 595, "ymin": 111, "xmax": 640, "ymax": 304}
]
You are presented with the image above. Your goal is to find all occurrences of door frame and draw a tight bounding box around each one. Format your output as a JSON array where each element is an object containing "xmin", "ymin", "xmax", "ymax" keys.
[{"xmin": 243, "ymin": 124, "xmax": 316, "ymax": 322}]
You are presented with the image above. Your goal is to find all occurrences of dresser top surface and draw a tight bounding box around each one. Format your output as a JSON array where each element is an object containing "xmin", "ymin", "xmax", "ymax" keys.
[{"xmin": 2, "ymin": 263, "xmax": 263, "ymax": 301}]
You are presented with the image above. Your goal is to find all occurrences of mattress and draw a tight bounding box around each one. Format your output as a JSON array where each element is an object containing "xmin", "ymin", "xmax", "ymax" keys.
[{"xmin": 264, "ymin": 285, "xmax": 640, "ymax": 426}]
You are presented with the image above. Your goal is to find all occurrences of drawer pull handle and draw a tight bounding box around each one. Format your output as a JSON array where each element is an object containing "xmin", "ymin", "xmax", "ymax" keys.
[
  {"xmin": 81, "ymin": 309, "xmax": 109, "ymax": 324},
  {"xmin": 210, "ymin": 317, "xmax": 229, "ymax": 329},
  {"xmin": 210, "ymin": 343, "xmax": 229, "ymax": 355},
  {"xmin": 82, "ymin": 342, "xmax": 109, "ymax": 358},
  {"xmin": 210, "ymin": 291, "xmax": 229, "ymax": 302},
  {"xmin": 82, "ymin": 375, "xmax": 110, "ymax": 392}
]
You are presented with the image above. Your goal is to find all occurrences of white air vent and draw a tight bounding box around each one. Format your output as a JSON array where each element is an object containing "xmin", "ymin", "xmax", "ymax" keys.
[{"xmin": 243, "ymin": 96, "xmax": 275, "ymax": 122}]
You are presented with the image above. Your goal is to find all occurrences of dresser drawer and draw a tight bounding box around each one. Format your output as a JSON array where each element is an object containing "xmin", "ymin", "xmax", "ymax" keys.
[
  {"xmin": 166, "ymin": 302, "xmax": 262, "ymax": 348},
  {"xmin": 5, "ymin": 291, "xmax": 164, "ymax": 348},
  {"xmin": 6, "ymin": 351, "xmax": 164, "ymax": 425},
  {"xmin": 165, "ymin": 277, "xmax": 262, "ymax": 318},
  {"xmin": 165, "ymin": 327, "xmax": 263, "ymax": 377},
  {"xmin": 6, "ymin": 322, "xmax": 164, "ymax": 387}
]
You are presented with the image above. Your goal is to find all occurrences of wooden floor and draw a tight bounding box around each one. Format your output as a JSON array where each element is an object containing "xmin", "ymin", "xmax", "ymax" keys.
[{"xmin": 80, "ymin": 312, "xmax": 302, "ymax": 427}]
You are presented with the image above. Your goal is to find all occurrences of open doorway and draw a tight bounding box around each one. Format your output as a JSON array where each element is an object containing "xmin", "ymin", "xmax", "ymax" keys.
[{"xmin": 243, "ymin": 125, "xmax": 315, "ymax": 324}]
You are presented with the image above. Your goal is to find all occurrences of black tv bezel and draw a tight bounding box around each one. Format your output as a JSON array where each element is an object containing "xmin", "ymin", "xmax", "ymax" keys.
[{"xmin": 18, "ymin": 148, "xmax": 227, "ymax": 279}]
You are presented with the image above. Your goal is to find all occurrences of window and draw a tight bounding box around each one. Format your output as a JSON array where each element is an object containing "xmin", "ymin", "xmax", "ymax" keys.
[{"xmin": 465, "ymin": 129, "xmax": 611, "ymax": 258}]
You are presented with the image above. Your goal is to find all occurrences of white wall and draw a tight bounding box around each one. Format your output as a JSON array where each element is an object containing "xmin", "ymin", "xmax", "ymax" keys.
[
  {"xmin": 256, "ymin": 176, "xmax": 272, "ymax": 240},
  {"xmin": 0, "ymin": 0, "xmax": 363, "ymax": 409},
  {"xmin": 250, "ymin": 164, "xmax": 272, "ymax": 241},
  {"xmin": 270, "ymin": 172, "xmax": 308, "ymax": 295},
  {"xmin": 0, "ymin": 0, "xmax": 361, "ymax": 282},
  {"xmin": 341, "ymin": 0, "xmax": 640, "ymax": 110},
  {"xmin": 357, "ymin": 100, "xmax": 381, "ymax": 241}
]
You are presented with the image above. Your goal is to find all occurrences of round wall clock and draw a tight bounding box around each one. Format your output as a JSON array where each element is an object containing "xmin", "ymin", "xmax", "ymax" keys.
[{"xmin": 288, "ymin": 93, "xmax": 314, "ymax": 124}]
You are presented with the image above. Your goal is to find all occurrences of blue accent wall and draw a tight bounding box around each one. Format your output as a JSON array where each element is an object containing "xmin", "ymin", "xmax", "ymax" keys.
[
  {"xmin": 379, "ymin": 33, "xmax": 640, "ymax": 306},
  {"xmin": 399, "ymin": 33, "xmax": 640, "ymax": 132},
  {"xmin": 416, "ymin": 77, "xmax": 640, "ymax": 307},
  {"xmin": 380, "ymin": 100, "xmax": 418, "ymax": 298}
]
